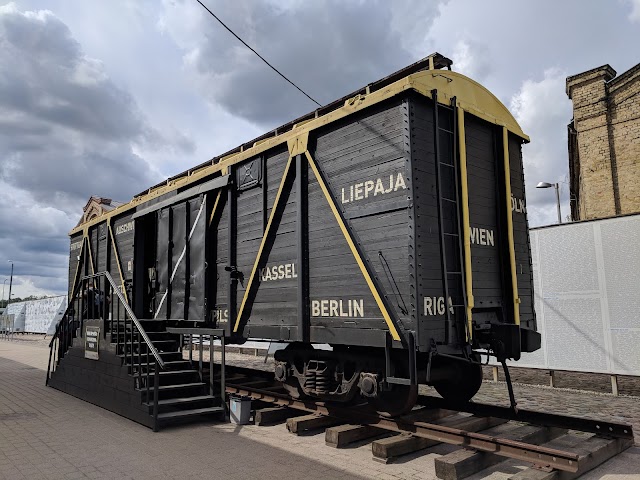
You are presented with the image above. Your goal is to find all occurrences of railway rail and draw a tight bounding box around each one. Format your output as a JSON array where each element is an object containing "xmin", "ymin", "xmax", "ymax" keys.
[{"xmin": 221, "ymin": 364, "xmax": 634, "ymax": 479}]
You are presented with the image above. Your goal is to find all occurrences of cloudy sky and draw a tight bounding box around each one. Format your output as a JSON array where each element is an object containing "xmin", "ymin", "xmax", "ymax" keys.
[{"xmin": 1, "ymin": 0, "xmax": 639, "ymax": 297}]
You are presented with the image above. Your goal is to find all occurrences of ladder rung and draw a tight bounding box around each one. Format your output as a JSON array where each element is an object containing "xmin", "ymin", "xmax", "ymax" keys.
[
  {"xmin": 439, "ymin": 128, "xmax": 454, "ymax": 134},
  {"xmin": 439, "ymin": 162, "xmax": 454, "ymax": 168},
  {"xmin": 443, "ymin": 232, "xmax": 459, "ymax": 237},
  {"xmin": 442, "ymin": 198, "xmax": 457, "ymax": 203},
  {"xmin": 447, "ymin": 271, "xmax": 463, "ymax": 275}
]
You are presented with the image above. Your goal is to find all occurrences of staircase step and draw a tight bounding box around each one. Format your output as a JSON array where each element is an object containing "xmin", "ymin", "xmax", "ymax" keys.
[
  {"xmin": 128, "ymin": 360, "xmax": 191, "ymax": 370},
  {"xmin": 144, "ymin": 395, "xmax": 219, "ymax": 414},
  {"xmin": 138, "ymin": 382, "xmax": 207, "ymax": 400},
  {"xmin": 157, "ymin": 406, "xmax": 224, "ymax": 421},
  {"xmin": 147, "ymin": 395, "xmax": 217, "ymax": 407},
  {"xmin": 119, "ymin": 351, "xmax": 183, "ymax": 362},
  {"xmin": 149, "ymin": 382, "xmax": 206, "ymax": 391},
  {"xmin": 134, "ymin": 369, "xmax": 200, "ymax": 385},
  {"xmin": 134, "ymin": 369, "xmax": 198, "ymax": 377},
  {"xmin": 119, "ymin": 340, "xmax": 178, "ymax": 353},
  {"xmin": 111, "ymin": 331, "xmax": 173, "ymax": 340},
  {"xmin": 108, "ymin": 319, "xmax": 166, "ymax": 332}
]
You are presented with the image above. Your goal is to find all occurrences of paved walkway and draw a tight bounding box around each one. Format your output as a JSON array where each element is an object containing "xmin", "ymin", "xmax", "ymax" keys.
[{"xmin": 0, "ymin": 339, "xmax": 639, "ymax": 479}]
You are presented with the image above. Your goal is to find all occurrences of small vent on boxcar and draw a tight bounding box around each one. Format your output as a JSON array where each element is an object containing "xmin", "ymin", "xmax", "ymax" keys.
[{"xmin": 236, "ymin": 158, "xmax": 262, "ymax": 191}]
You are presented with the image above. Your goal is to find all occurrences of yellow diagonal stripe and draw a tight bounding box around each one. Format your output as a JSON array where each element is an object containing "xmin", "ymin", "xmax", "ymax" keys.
[
  {"xmin": 233, "ymin": 154, "xmax": 295, "ymax": 332},
  {"xmin": 304, "ymin": 150, "xmax": 401, "ymax": 342},
  {"xmin": 108, "ymin": 223, "xmax": 129, "ymax": 305}
]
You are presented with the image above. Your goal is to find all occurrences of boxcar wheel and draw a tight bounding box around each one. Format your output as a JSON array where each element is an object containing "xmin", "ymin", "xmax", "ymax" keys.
[
  {"xmin": 372, "ymin": 384, "xmax": 418, "ymax": 417},
  {"xmin": 433, "ymin": 359, "xmax": 483, "ymax": 403}
]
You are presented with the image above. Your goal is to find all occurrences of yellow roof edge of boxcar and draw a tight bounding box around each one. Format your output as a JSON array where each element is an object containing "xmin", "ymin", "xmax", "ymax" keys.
[
  {"xmin": 408, "ymin": 69, "xmax": 530, "ymax": 142},
  {"xmin": 69, "ymin": 68, "xmax": 528, "ymax": 237}
]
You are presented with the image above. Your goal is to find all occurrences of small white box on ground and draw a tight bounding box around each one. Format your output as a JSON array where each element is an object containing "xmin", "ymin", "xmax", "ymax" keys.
[{"xmin": 230, "ymin": 395, "xmax": 252, "ymax": 425}]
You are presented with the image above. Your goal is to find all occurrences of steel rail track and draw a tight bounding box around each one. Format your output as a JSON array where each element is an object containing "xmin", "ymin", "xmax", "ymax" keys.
[
  {"xmin": 222, "ymin": 364, "xmax": 634, "ymax": 440},
  {"xmin": 225, "ymin": 381, "xmax": 583, "ymax": 472},
  {"xmin": 419, "ymin": 394, "xmax": 634, "ymax": 440}
]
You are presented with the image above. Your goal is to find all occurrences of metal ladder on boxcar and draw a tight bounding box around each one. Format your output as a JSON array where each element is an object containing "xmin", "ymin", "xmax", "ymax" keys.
[{"xmin": 432, "ymin": 91, "xmax": 469, "ymax": 345}]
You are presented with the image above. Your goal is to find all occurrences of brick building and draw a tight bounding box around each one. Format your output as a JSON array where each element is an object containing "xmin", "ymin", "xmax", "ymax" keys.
[{"xmin": 566, "ymin": 62, "xmax": 640, "ymax": 221}]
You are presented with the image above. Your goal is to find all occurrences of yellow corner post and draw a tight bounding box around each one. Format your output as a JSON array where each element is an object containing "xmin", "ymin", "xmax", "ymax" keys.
[
  {"xmin": 456, "ymin": 107, "xmax": 474, "ymax": 339},
  {"xmin": 502, "ymin": 127, "xmax": 520, "ymax": 325},
  {"xmin": 304, "ymin": 150, "xmax": 401, "ymax": 342},
  {"xmin": 233, "ymin": 154, "xmax": 295, "ymax": 333}
]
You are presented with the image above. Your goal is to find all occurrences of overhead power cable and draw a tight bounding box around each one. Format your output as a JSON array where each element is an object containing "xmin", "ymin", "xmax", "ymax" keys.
[{"xmin": 195, "ymin": 0, "xmax": 322, "ymax": 107}]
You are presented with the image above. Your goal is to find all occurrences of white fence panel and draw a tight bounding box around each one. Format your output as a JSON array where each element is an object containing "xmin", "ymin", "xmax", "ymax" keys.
[{"xmin": 512, "ymin": 214, "xmax": 640, "ymax": 376}]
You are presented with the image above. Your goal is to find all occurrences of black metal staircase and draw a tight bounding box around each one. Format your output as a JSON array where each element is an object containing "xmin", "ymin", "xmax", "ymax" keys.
[{"xmin": 47, "ymin": 272, "xmax": 226, "ymax": 431}]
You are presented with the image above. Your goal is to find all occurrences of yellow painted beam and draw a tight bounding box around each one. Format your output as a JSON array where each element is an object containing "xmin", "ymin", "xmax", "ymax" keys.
[
  {"xmin": 69, "ymin": 238, "xmax": 85, "ymax": 298},
  {"xmin": 208, "ymin": 190, "xmax": 222, "ymax": 227},
  {"xmin": 304, "ymin": 151, "xmax": 401, "ymax": 342},
  {"xmin": 502, "ymin": 127, "xmax": 520, "ymax": 325},
  {"xmin": 233, "ymin": 154, "xmax": 295, "ymax": 333},
  {"xmin": 70, "ymin": 70, "xmax": 528, "ymax": 237},
  {"xmin": 457, "ymin": 107, "xmax": 474, "ymax": 340},
  {"xmin": 86, "ymin": 235, "xmax": 96, "ymax": 275},
  {"xmin": 108, "ymin": 223, "xmax": 129, "ymax": 305}
]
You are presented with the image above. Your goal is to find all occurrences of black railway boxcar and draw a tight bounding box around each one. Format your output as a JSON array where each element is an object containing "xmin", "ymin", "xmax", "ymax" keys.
[{"xmin": 68, "ymin": 53, "xmax": 541, "ymax": 413}]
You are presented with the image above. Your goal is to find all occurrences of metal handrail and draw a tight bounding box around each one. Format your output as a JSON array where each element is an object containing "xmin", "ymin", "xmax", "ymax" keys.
[
  {"xmin": 48, "ymin": 278, "xmax": 84, "ymax": 349},
  {"xmin": 83, "ymin": 271, "xmax": 165, "ymax": 369}
]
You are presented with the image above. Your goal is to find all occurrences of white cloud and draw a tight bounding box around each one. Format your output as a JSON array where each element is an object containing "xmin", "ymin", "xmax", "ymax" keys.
[
  {"xmin": 0, "ymin": 4, "xmax": 180, "ymax": 295},
  {"xmin": 627, "ymin": 0, "xmax": 640, "ymax": 22},
  {"xmin": 159, "ymin": 0, "xmax": 443, "ymax": 127},
  {"xmin": 510, "ymin": 69, "xmax": 573, "ymax": 226},
  {"xmin": 452, "ymin": 38, "xmax": 492, "ymax": 82}
]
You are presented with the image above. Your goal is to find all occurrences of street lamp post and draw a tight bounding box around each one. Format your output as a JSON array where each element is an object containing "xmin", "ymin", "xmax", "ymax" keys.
[
  {"xmin": 2, "ymin": 279, "xmax": 7, "ymax": 309},
  {"xmin": 536, "ymin": 182, "xmax": 562, "ymax": 224},
  {"xmin": 7, "ymin": 261, "xmax": 13, "ymax": 308}
]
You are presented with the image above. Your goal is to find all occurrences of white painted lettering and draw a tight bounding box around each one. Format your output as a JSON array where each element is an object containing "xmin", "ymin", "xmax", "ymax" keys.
[
  {"xmin": 364, "ymin": 180, "xmax": 375, "ymax": 198},
  {"xmin": 340, "ymin": 172, "xmax": 407, "ymax": 204},
  {"xmin": 353, "ymin": 299, "xmax": 364, "ymax": 317},
  {"xmin": 486, "ymin": 230, "xmax": 494, "ymax": 247},
  {"xmin": 423, "ymin": 296, "xmax": 455, "ymax": 316},
  {"xmin": 310, "ymin": 299, "xmax": 365, "ymax": 318},
  {"xmin": 215, "ymin": 309, "xmax": 229, "ymax": 323},
  {"xmin": 385, "ymin": 174, "xmax": 394, "ymax": 193},
  {"xmin": 115, "ymin": 221, "xmax": 134, "ymax": 236},
  {"xmin": 374, "ymin": 178, "xmax": 385, "ymax": 195},
  {"xmin": 470, "ymin": 227, "xmax": 496, "ymax": 247},
  {"xmin": 511, "ymin": 196, "xmax": 527, "ymax": 214},
  {"xmin": 424, "ymin": 297, "xmax": 433, "ymax": 316},
  {"xmin": 354, "ymin": 182, "xmax": 364, "ymax": 200},
  {"xmin": 259, "ymin": 263, "xmax": 298, "ymax": 282},
  {"xmin": 329, "ymin": 300, "xmax": 339, "ymax": 317}
]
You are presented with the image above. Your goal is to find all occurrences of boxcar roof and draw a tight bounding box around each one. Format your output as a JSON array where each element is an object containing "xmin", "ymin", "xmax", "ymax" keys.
[{"xmin": 70, "ymin": 53, "xmax": 528, "ymax": 236}]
